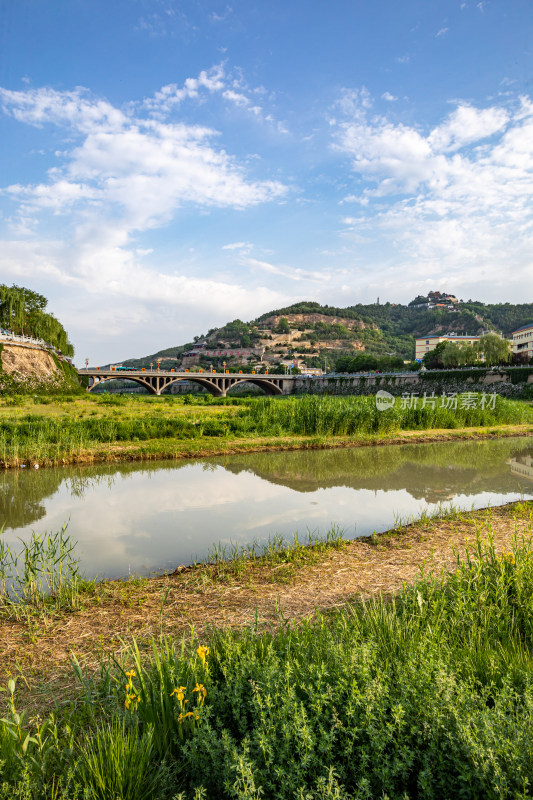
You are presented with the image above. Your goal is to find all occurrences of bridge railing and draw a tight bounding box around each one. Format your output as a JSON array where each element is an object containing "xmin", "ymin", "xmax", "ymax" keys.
[{"xmin": 0, "ymin": 328, "xmax": 71, "ymax": 358}]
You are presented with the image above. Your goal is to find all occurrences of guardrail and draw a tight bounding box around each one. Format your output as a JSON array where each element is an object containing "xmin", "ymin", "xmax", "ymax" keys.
[
  {"xmin": 0, "ymin": 329, "xmax": 69, "ymax": 359},
  {"xmin": 322, "ymin": 365, "xmax": 532, "ymax": 378},
  {"xmin": 0, "ymin": 330, "xmax": 46, "ymax": 346}
]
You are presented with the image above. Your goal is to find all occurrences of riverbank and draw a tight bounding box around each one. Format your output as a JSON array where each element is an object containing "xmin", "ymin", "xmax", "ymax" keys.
[
  {"xmin": 2, "ymin": 499, "xmax": 531, "ymax": 700},
  {"xmin": 2, "ymin": 500, "xmax": 533, "ymax": 798},
  {"xmin": 1, "ymin": 392, "xmax": 533, "ymax": 467},
  {"xmin": 2, "ymin": 393, "xmax": 533, "ymax": 797}
]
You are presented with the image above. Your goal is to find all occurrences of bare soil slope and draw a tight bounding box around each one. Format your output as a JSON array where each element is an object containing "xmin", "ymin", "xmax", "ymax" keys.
[{"xmin": 1, "ymin": 343, "xmax": 59, "ymax": 378}]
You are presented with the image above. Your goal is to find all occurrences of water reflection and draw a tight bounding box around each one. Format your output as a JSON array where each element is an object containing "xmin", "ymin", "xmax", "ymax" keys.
[
  {"xmin": 0, "ymin": 437, "xmax": 532, "ymax": 579},
  {"xmin": 509, "ymin": 449, "xmax": 533, "ymax": 483}
]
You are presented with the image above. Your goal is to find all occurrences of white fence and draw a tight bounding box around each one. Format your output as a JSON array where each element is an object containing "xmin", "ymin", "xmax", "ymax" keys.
[
  {"xmin": 0, "ymin": 328, "xmax": 69, "ymax": 360},
  {"xmin": 0, "ymin": 329, "xmax": 47, "ymax": 346}
]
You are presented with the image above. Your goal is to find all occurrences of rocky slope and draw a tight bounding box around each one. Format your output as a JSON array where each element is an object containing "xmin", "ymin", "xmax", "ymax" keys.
[{"xmin": 0, "ymin": 342, "xmax": 80, "ymax": 394}]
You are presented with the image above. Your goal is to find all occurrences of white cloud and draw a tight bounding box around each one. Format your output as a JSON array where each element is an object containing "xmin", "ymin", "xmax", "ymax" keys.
[
  {"xmin": 0, "ymin": 84, "xmax": 286, "ymax": 231},
  {"xmin": 428, "ymin": 104, "xmax": 509, "ymax": 152},
  {"xmin": 144, "ymin": 65, "xmax": 226, "ymax": 113},
  {"xmin": 333, "ymin": 92, "xmax": 533, "ymax": 295},
  {"xmin": 222, "ymin": 241, "xmax": 253, "ymax": 252},
  {"xmin": 142, "ymin": 63, "xmax": 279, "ymax": 125},
  {"xmin": 245, "ymin": 257, "xmax": 326, "ymax": 283},
  {"xmin": 7, "ymin": 179, "xmax": 99, "ymax": 211},
  {"xmin": 436, "ymin": 27, "xmax": 449, "ymax": 37},
  {"xmin": 0, "ymin": 86, "xmax": 127, "ymax": 133},
  {"xmin": 381, "ymin": 92, "xmax": 397, "ymax": 102},
  {"xmin": 210, "ymin": 6, "xmax": 233, "ymax": 23},
  {"xmin": 222, "ymin": 89, "xmax": 250, "ymax": 107},
  {"xmin": 0, "ymin": 80, "xmax": 289, "ymax": 360}
]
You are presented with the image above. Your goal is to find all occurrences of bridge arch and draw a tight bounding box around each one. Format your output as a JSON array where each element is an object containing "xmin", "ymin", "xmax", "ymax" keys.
[
  {"xmin": 162, "ymin": 377, "xmax": 224, "ymax": 397},
  {"xmin": 162, "ymin": 376, "xmax": 283, "ymax": 397},
  {"xmin": 224, "ymin": 378, "xmax": 283, "ymax": 396},
  {"xmin": 87, "ymin": 375, "xmax": 157, "ymax": 394}
]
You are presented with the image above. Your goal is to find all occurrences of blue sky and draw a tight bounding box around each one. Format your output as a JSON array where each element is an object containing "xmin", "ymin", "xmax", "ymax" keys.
[{"xmin": 1, "ymin": 0, "xmax": 532, "ymax": 364}]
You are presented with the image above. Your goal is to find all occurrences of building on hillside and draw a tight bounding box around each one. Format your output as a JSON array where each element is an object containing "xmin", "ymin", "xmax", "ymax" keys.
[
  {"xmin": 411, "ymin": 291, "xmax": 459, "ymax": 310},
  {"xmin": 511, "ymin": 324, "xmax": 533, "ymax": 361},
  {"xmin": 182, "ymin": 346, "xmax": 264, "ymax": 366},
  {"xmin": 415, "ymin": 334, "xmax": 482, "ymax": 362},
  {"xmin": 428, "ymin": 291, "xmax": 458, "ymax": 304}
]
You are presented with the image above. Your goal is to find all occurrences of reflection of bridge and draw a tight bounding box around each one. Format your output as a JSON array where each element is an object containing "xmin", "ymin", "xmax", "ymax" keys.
[{"xmin": 77, "ymin": 369, "xmax": 297, "ymax": 397}]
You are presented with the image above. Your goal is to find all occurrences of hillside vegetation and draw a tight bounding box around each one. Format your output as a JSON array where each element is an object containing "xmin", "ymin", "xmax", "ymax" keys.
[{"xmin": 121, "ymin": 295, "xmax": 533, "ymax": 371}]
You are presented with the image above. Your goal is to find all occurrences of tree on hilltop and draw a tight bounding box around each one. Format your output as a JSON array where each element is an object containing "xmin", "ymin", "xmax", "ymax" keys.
[{"xmin": 0, "ymin": 284, "xmax": 74, "ymax": 356}]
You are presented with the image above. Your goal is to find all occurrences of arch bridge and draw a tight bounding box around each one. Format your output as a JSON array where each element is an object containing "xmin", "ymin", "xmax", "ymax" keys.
[{"xmin": 77, "ymin": 368, "xmax": 297, "ymax": 397}]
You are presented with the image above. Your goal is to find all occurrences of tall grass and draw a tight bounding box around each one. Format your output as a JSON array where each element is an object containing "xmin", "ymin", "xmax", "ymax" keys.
[
  {"xmin": 243, "ymin": 393, "xmax": 533, "ymax": 437},
  {"xmin": 0, "ymin": 525, "xmax": 93, "ymax": 617},
  {"xmin": 4, "ymin": 531, "xmax": 533, "ymax": 797},
  {"xmin": 1, "ymin": 393, "xmax": 532, "ymax": 465}
]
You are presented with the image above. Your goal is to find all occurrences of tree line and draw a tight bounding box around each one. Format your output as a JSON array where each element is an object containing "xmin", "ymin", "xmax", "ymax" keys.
[
  {"xmin": 335, "ymin": 353, "xmax": 408, "ymax": 373},
  {"xmin": 422, "ymin": 334, "xmax": 513, "ymax": 369},
  {"xmin": 0, "ymin": 284, "xmax": 74, "ymax": 357}
]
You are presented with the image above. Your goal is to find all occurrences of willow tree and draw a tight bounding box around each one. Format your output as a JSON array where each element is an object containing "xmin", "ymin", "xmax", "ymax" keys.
[
  {"xmin": 0, "ymin": 284, "xmax": 74, "ymax": 356},
  {"xmin": 476, "ymin": 333, "xmax": 511, "ymax": 366}
]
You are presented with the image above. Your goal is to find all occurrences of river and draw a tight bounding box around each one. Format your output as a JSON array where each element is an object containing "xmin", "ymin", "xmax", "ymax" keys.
[{"xmin": 1, "ymin": 437, "xmax": 532, "ymax": 579}]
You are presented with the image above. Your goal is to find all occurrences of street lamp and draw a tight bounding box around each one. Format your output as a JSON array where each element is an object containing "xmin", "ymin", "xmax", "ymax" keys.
[{"xmin": 149, "ymin": 362, "xmax": 154, "ymax": 371}]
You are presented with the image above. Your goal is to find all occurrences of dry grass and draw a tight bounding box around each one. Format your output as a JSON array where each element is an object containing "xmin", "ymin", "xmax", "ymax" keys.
[{"xmin": 2, "ymin": 500, "xmax": 533, "ymax": 712}]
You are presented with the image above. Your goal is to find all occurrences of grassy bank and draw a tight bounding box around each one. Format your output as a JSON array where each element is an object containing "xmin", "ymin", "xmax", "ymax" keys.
[
  {"xmin": 1, "ymin": 392, "xmax": 533, "ymax": 467},
  {"xmin": 2, "ymin": 502, "xmax": 533, "ymax": 798}
]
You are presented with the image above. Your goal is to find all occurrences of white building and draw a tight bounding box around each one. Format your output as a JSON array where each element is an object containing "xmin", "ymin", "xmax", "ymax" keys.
[
  {"xmin": 415, "ymin": 334, "xmax": 481, "ymax": 361},
  {"xmin": 511, "ymin": 323, "xmax": 533, "ymax": 361}
]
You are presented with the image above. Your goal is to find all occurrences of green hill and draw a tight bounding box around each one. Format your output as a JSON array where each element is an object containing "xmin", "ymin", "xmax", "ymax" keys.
[{"xmin": 117, "ymin": 294, "xmax": 533, "ymax": 370}]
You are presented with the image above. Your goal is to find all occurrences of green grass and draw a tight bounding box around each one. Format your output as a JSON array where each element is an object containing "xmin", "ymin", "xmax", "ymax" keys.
[
  {"xmin": 245, "ymin": 393, "xmax": 533, "ymax": 436},
  {"xmin": 0, "ymin": 526, "xmax": 95, "ymax": 620},
  {"xmin": 1, "ymin": 392, "xmax": 532, "ymax": 466},
  {"xmin": 4, "ymin": 529, "xmax": 533, "ymax": 798}
]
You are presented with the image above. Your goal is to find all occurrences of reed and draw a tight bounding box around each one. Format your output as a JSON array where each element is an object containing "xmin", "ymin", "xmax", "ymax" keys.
[
  {"xmin": 244, "ymin": 393, "xmax": 533, "ymax": 436},
  {"xmin": 0, "ymin": 525, "xmax": 93, "ymax": 618},
  {"xmin": 1, "ymin": 393, "xmax": 532, "ymax": 466}
]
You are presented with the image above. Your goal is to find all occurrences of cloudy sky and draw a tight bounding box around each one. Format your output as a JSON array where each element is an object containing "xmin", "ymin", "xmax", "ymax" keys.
[{"xmin": 1, "ymin": 0, "xmax": 532, "ymax": 364}]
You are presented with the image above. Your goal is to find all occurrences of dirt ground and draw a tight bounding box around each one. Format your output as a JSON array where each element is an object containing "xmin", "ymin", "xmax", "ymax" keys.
[{"xmin": 1, "ymin": 500, "xmax": 532, "ymax": 709}]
